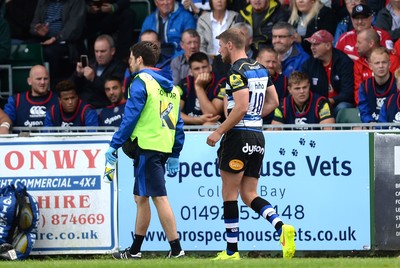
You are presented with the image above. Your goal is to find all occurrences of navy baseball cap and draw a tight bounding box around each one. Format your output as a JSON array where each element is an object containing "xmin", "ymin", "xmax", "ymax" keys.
[{"xmin": 352, "ymin": 4, "xmax": 373, "ymax": 18}]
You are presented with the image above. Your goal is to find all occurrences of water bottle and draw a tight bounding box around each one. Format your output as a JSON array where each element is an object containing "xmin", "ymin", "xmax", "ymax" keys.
[{"xmin": 103, "ymin": 161, "xmax": 116, "ymax": 183}]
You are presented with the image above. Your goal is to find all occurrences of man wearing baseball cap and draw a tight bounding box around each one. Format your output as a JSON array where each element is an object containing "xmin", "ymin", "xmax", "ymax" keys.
[
  {"xmin": 302, "ymin": 30, "xmax": 355, "ymax": 116},
  {"xmin": 336, "ymin": 4, "xmax": 393, "ymax": 61}
]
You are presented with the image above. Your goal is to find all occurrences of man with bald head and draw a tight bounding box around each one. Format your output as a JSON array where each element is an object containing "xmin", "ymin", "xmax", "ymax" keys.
[{"xmin": 3, "ymin": 65, "xmax": 58, "ymax": 129}]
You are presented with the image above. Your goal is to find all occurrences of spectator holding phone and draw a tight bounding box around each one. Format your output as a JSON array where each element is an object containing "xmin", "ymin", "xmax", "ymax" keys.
[{"xmin": 72, "ymin": 34, "xmax": 126, "ymax": 108}]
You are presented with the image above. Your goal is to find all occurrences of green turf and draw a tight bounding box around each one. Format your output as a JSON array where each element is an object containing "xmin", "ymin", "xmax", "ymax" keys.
[{"xmin": 2, "ymin": 257, "xmax": 400, "ymax": 268}]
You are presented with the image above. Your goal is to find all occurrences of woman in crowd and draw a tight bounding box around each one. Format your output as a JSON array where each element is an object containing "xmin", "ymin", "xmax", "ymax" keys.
[
  {"xmin": 288, "ymin": 0, "xmax": 337, "ymax": 54},
  {"xmin": 196, "ymin": 0, "xmax": 238, "ymax": 56},
  {"xmin": 375, "ymin": 0, "xmax": 400, "ymax": 42}
]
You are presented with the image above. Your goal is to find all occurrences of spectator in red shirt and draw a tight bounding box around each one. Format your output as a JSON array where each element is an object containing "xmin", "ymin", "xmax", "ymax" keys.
[
  {"xmin": 353, "ymin": 28, "xmax": 400, "ymax": 104},
  {"xmin": 336, "ymin": 4, "xmax": 393, "ymax": 61}
]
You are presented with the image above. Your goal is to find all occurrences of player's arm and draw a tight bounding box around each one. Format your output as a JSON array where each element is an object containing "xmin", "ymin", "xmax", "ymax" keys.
[
  {"xmin": 110, "ymin": 78, "xmax": 146, "ymax": 149},
  {"xmin": 271, "ymin": 106, "xmax": 285, "ymax": 131},
  {"xmin": 171, "ymin": 112, "xmax": 185, "ymax": 158},
  {"xmin": 194, "ymin": 78, "xmax": 220, "ymax": 115},
  {"xmin": 178, "ymin": 83, "xmax": 201, "ymax": 124},
  {"xmin": 0, "ymin": 108, "xmax": 12, "ymax": 134},
  {"xmin": 211, "ymin": 98, "xmax": 224, "ymax": 116},
  {"xmin": 215, "ymin": 88, "xmax": 249, "ymax": 134},
  {"xmin": 179, "ymin": 98, "xmax": 194, "ymax": 124},
  {"xmin": 179, "ymin": 99, "xmax": 203, "ymax": 125},
  {"xmin": 318, "ymin": 99, "xmax": 335, "ymax": 130},
  {"xmin": 3, "ymin": 96, "xmax": 16, "ymax": 124},
  {"xmin": 320, "ymin": 117, "xmax": 335, "ymax": 130},
  {"xmin": 358, "ymin": 83, "xmax": 374, "ymax": 123},
  {"xmin": 262, "ymin": 84, "xmax": 279, "ymax": 117},
  {"xmin": 223, "ymin": 94, "xmax": 228, "ymax": 118},
  {"xmin": 180, "ymin": 97, "xmax": 220, "ymax": 125},
  {"xmin": 377, "ymin": 98, "xmax": 389, "ymax": 129},
  {"xmin": 43, "ymin": 105, "xmax": 55, "ymax": 127},
  {"xmin": 84, "ymin": 107, "xmax": 99, "ymax": 126}
]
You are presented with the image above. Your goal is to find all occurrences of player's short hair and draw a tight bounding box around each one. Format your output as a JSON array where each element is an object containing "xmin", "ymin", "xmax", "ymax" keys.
[
  {"xmin": 258, "ymin": 47, "xmax": 278, "ymax": 58},
  {"xmin": 216, "ymin": 28, "xmax": 246, "ymax": 49},
  {"xmin": 130, "ymin": 41, "xmax": 160, "ymax": 67},
  {"xmin": 368, "ymin": 46, "xmax": 389, "ymax": 62},
  {"xmin": 189, "ymin": 52, "xmax": 209, "ymax": 68},
  {"xmin": 288, "ymin": 71, "xmax": 309, "ymax": 87},
  {"xmin": 56, "ymin": 79, "xmax": 76, "ymax": 94},
  {"xmin": 104, "ymin": 75, "xmax": 123, "ymax": 86}
]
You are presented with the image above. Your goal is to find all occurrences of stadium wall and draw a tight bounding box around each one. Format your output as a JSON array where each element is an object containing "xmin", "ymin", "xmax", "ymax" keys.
[{"xmin": 0, "ymin": 131, "xmax": 398, "ymax": 254}]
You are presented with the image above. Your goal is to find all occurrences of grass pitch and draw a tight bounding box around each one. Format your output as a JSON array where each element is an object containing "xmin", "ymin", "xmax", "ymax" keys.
[{"xmin": 1, "ymin": 256, "xmax": 400, "ymax": 268}]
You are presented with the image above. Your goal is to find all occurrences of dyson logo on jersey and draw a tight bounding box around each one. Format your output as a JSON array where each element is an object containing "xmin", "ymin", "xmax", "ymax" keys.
[
  {"xmin": 24, "ymin": 120, "xmax": 43, "ymax": 127},
  {"xmin": 29, "ymin": 106, "xmax": 46, "ymax": 117},
  {"xmin": 242, "ymin": 143, "xmax": 264, "ymax": 155},
  {"xmin": 104, "ymin": 115, "xmax": 122, "ymax": 125}
]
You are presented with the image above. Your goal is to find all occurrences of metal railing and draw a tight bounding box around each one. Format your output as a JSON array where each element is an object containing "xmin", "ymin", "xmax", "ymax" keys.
[{"xmin": 3, "ymin": 123, "xmax": 399, "ymax": 137}]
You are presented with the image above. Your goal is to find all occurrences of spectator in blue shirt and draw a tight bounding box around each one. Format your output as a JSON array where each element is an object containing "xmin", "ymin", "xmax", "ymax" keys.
[
  {"xmin": 272, "ymin": 21, "xmax": 310, "ymax": 78},
  {"xmin": 140, "ymin": 0, "xmax": 196, "ymax": 58}
]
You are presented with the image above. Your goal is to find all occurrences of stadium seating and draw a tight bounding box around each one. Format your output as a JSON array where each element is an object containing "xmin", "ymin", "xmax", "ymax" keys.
[
  {"xmin": 130, "ymin": 0, "xmax": 153, "ymax": 41},
  {"xmin": 336, "ymin": 108, "xmax": 362, "ymax": 124},
  {"xmin": 0, "ymin": 64, "xmax": 12, "ymax": 100}
]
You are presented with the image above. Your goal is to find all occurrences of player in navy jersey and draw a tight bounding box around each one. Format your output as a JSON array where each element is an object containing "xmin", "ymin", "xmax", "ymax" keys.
[
  {"xmin": 272, "ymin": 71, "xmax": 335, "ymax": 130},
  {"xmin": 98, "ymin": 77, "xmax": 126, "ymax": 127},
  {"xmin": 378, "ymin": 68, "xmax": 400, "ymax": 129},
  {"xmin": 206, "ymin": 28, "xmax": 296, "ymax": 260},
  {"xmin": 3, "ymin": 65, "xmax": 58, "ymax": 129},
  {"xmin": 44, "ymin": 80, "xmax": 98, "ymax": 127},
  {"xmin": 358, "ymin": 47, "xmax": 398, "ymax": 123},
  {"xmin": 378, "ymin": 92, "xmax": 400, "ymax": 129}
]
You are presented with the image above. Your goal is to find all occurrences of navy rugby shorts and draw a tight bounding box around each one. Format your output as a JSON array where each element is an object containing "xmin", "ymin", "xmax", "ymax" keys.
[
  {"xmin": 217, "ymin": 129, "xmax": 265, "ymax": 178},
  {"xmin": 133, "ymin": 148, "xmax": 168, "ymax": 197}
]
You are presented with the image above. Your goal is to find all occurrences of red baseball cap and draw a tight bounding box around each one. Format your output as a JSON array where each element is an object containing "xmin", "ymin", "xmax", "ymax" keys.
[{"xmin": 305, "ymin": 30, "xmax": 334, "ymax": 44}]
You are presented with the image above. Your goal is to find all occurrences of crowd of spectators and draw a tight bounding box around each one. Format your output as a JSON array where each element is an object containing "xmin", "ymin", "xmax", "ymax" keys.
[{"xmin": 0, "ymin": 0, "xmax": 399, "ymax": 133}]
